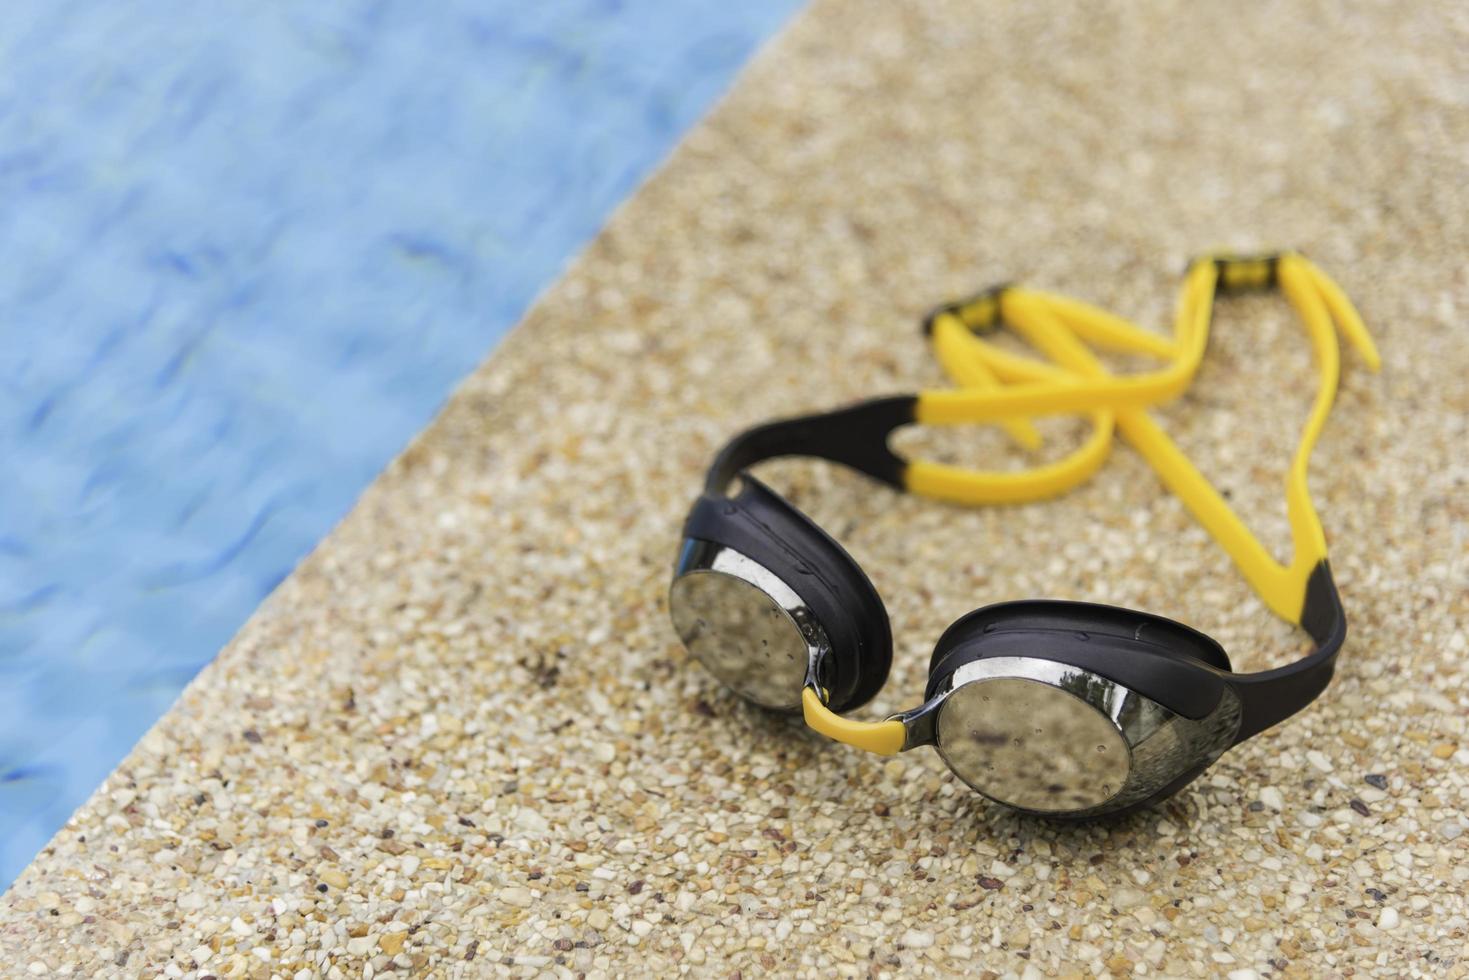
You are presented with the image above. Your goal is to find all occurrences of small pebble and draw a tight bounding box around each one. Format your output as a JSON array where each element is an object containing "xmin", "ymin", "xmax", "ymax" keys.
[
  {"xmin": 1112, "ymin": 888, "xmax": 1146, "ymax": 909},
  {"xmin": 499, "ymin": 887, "xmax": 533, "ymax": 908}
]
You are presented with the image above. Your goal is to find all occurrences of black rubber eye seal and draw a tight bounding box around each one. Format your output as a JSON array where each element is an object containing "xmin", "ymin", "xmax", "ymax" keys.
[
  {"xmin": 680, "ymin": 476, "xmax": 893, "ymax": 713},
  {"xmin": 925, "ymin": 599, "xmax": 1233, "ymax": 719}
]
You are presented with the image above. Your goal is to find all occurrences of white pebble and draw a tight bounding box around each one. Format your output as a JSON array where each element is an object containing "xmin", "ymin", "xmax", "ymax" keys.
[
  {"xmin": 1112, "ymin": 887, "xmax": 1146, "ymax": 909},
  {"xmin": 514, "ymin": 809, "xmax": 548, "ymax": 832},
  {"xmin": 1259, "ymin": 786, "xmax": 1284, "ymax": 811},
  {"xmin": 1378, "ymin": 907, "xmax": 1400, "ymax": 930},
  {"xmin": 1306, "ymin": 750, "xmax": 1333, "ymax": 773},
  {"xmin": 499, "ymin": 886, "xmax": 534, "ymax": 907},
  {"xmin": 901, "ymin": 929, "xmax": 934, "ymax": 948}
]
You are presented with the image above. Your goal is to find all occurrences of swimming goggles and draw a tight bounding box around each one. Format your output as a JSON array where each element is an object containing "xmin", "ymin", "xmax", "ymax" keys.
[{"xmin": 669, "ymin": 253, "xmax": 1379, "ymax": 818}]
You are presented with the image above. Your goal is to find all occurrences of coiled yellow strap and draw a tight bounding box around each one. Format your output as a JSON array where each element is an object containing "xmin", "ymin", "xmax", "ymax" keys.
[
  {"xmin": 908, "ymin": 253, "xmax": 1378, "ymax": 622},
  {"xmin": 803, "ymin": 253, "xmax": 1379, "ymax": 754}
]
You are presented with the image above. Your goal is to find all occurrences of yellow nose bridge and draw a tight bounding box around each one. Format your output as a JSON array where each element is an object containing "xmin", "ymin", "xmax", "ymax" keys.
[{"xmin": 802, "ymin": 687, "xmax": 906, "ymax": 756}]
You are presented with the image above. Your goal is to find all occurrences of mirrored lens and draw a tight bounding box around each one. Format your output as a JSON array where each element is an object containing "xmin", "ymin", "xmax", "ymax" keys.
[
  {"xmin": 936, "ymin": 677, "xmax": 1130, "ymax": 813},
  {"xmin": 669, "ymin": 570, "xmax": 809, "ymax": 709}
]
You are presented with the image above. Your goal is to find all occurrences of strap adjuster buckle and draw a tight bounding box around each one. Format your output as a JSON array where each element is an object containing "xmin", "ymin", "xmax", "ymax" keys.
[
  {"xmin": 1194, "ymin": 252, "xmax": 1293, "ymax": 294},
  {"xmin": 921, "ymin": 283, "xmax": 1012, "ymax": 337}
]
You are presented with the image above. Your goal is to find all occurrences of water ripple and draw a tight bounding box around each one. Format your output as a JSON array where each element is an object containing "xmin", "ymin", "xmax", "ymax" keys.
[{"xmin": 0, "ymin": 0, "xmax": 802, "ymax": 888}]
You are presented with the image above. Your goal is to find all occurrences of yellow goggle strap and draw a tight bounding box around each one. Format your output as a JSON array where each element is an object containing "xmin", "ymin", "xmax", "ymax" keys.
[
  {"xmin": 803, "ymin": 254, "xmax": 1378, "ymax": 754},
  {"xmin": 928, "ymin": 255, "xmax": 1378, "ymax": 739},
  {"xmin": 905, "ymin": 277, "xmax": 1208, "ymax": 504},
  {"xmin": 719, "ymin": 255, "xmax": 1375, "ymax": 753},
  {"xmin": 1140, "ymin": 253, "xmax": 1377, "ymax": 738},
  {"xmin": 1117, "ymin": 254, "xmax": 1379, "ymax": 622},
  {"xmin": 797, "ymin": 268, "xmax": 1223, "ymax": 754},
  {"xmin": 910, "ymin": 253, "xmax": 1378, "ymax": 625},
  {"xmin": 914, "ymin": 265, "xmax": 1213, "ymax": 423}
]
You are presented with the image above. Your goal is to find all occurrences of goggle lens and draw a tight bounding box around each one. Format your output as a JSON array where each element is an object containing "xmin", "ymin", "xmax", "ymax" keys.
[
  {"xmin": 935, "ymin": 677, "xmax": 1129, "ymax": 813},
  {"xmin": 669, "ymin": 570, "xmax": 809, "ymax": 710}
]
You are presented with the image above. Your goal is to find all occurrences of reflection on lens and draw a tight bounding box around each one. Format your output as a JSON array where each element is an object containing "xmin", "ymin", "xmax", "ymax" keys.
[
  {"xmin": 936, "ymin": 677, "xmax": 1129, "ymax": 813},
  {"xmin": 669, "ymin": 571, "xmax": 809, "ymax": 709}
]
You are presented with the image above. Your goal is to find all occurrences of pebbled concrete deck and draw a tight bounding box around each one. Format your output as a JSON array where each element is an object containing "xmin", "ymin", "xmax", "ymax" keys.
[{"xmin": 3, "ymin": 1, "xmax": 1466, "ymax": 976}]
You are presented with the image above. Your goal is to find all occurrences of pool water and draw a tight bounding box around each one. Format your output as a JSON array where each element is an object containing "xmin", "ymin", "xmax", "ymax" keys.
[{"xmin": 0, "ymin": 0, "xmax": 801, "ymax": 888}]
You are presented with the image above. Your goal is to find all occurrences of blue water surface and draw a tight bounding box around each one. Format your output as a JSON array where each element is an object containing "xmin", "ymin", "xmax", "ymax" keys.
[{"xmin": 0, "ymin": 0, "xmax": 802, "ymax": 888}]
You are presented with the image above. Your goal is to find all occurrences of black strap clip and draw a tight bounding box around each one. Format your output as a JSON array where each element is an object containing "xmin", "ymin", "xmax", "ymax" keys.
[
  {"xmin": 921, "ymin": 283, "xmax": 1012, "ymax": 337},
  {"xmin": 1197, "ymin": 252, "xmax": 1291, "ymax": 295}
]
